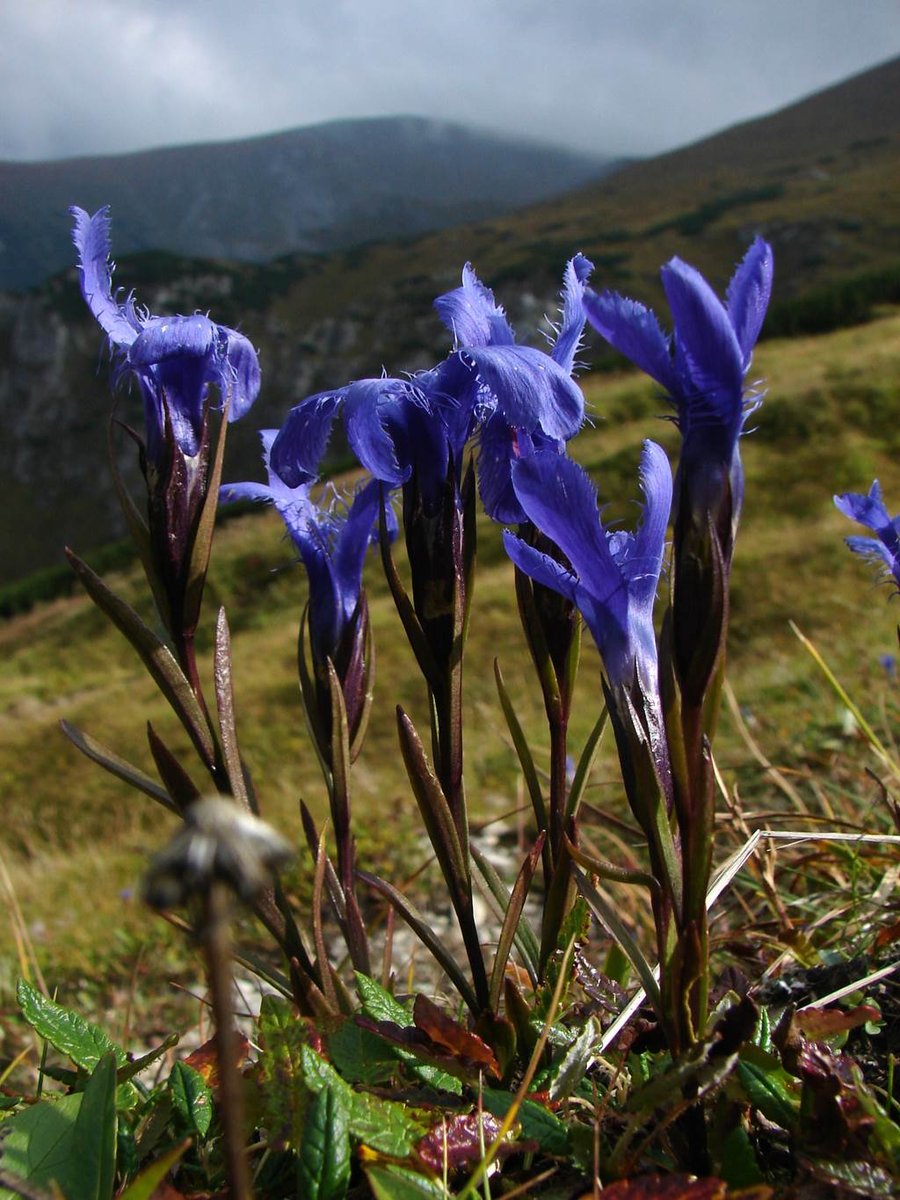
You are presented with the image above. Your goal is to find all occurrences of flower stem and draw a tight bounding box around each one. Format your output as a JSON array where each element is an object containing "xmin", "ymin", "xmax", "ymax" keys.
[{"xmin": 201, "ymin": 881, "xmax": 253, "ymax": 1200}]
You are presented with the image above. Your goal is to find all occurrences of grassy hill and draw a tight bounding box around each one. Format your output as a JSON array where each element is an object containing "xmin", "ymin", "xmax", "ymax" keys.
[{"xmin": 2, "ymin": 309, "xmax": 900, "ymax": 1001}]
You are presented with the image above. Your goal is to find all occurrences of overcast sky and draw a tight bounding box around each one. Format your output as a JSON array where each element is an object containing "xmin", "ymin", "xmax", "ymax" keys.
[{"xmin": 2, "ymin": 1, "xmax": 898, "ymax": 163}]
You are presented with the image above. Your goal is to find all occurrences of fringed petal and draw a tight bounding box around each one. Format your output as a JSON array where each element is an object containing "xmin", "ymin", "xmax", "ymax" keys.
[
  {"xmin": 551, "ymin": 253, "xmax": 593, "ymax": 375},
  {"xmin": 69, "ymin": 206, "xmax": 141, "ymax": 348},
  {"xmin": 583, "ymin": 288, "xmax": 677, "ymax": 394},
  {"xmin": 434, "ymin": 263, "xmax": 516, "ymax": 349},
  {"xmin": 726, "ymin": 236, "xmax": 774, "ymax": 369}
]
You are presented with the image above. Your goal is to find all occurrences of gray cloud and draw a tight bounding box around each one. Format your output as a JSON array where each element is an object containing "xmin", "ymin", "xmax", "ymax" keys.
[{"xmin": 2, "ymin": 0, "xmax": 898, "ymax": 161}]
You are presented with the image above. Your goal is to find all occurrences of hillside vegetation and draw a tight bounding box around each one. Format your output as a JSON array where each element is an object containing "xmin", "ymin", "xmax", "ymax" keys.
[{"xmin": 2, "ymin": 309, "xmax": 899, "ymax": 997}]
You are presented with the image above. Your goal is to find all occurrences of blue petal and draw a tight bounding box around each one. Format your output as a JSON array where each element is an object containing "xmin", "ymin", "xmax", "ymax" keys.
[
  {"xmin": 434, "ymin": 264, "xmax": 516, "ymax": 349},
  {"xmin": 726, "ymin": 237, "xmax": 774, "ymax": 368},
  {"xmin": 223, "ymin": 330, "xmax": 262, "ymax": 422},
  {"xmin": 834, "ymin": 480, "xmax": 889, "ymax": 530},
  {"xmin": 220, "ymin": 480, "xmax": 282, "ymax": 505},
  {"xmin": 583, "ymin": 288, "xmax": 677, "ymax": 394},
  {"xmin": 661, "ymin": 258, "xmax": 744, "ymax": 404},
  {"xmin": 502, "ymin": 530, "xmax": 579, "ymax": 604},
  {"xmin": 69, "ymin": 206, "xmax": 141, "ymax": 348},
  {"xmin": 271, "ymin": 392, "xmax": 342, "ymax": 487},
  {"xmin": 462, "ymin": 344, "xmax": 584, "ymax": 438},
  {"xmin": 343, "ymin": 379, "xmax": 414, "ymax": 485},
  {"xmin": 478, "ymin": 416, "xmax": 527, "ymax": 523},
  {"xmin": 551, "ymin": 253, "xmax": 593, "ymax": 375},
  {"xmin": 130, "ymin": 314, "xmax": 216, "ymax": 367},
  {"xmin": 627, "ymin": 441, "xmax": 672, "ymax": 604},
  {"xmin": 510, "ymin": 451, "xmax": 619, "ymax": 603},
  {"xmin": 332, "ymin": 479, "xmax": 384, "ymax": 623},
  {"xmin": 844, "ymin": 535, "xmax": 897, "ymax": 576}
]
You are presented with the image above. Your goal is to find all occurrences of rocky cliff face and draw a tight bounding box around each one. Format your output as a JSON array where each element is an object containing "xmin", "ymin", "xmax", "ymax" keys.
[{"xmin": 0, "ymin": 256, "xmax": 562, "ymax": 584}]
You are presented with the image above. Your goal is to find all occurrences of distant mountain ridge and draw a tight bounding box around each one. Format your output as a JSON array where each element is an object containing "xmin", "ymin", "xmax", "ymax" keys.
[{"xmin": 0, "ymin": 116, "xmax": 622, "ymax": 291}]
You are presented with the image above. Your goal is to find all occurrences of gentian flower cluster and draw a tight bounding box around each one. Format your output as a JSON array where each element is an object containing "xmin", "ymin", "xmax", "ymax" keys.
[
  {"xmin": 269, "ymin": 255, "xmax": 593, "ymax": 519},
  {"xmin": 835, "ymin": 480, "xmax": 900, "ymax": 592}
]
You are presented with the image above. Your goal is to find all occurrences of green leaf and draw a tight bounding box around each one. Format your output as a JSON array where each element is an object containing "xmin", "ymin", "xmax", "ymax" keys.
[
  {"xmin": 115, "ymin": 1138, "xmax": 192, "ymax": 1200},
  {"xmin": 168, "ymin": 1060, "xmax": 213, "ymax": 1138},
  {"xmin": 355, "ymin": 974, "xmax": 462, "ymax": 1094},
  {"xmin": 300, "ymin": 1044, "xmax": 427, "ymax": 1156},
  {"xmin": 365, "ymin": 1164, "xmax": 449, "ymax": 1200},
  {"xmin": 17, "ymin": 979, "xmax": 126, "ymax": 1071},
  {"xmin": 255, "ymin": 993, "xmax": 311, "ymax": 1149},
  {"xmin": 0, "ymin": 1092, "xmax": 83, "ymax": 1200},
  {"xmin": 565, "ymin": 705, "xmax": 608, "ymax": 819},
  {"xmin": 493, "ymin": 659, "xmax": 547, "ymax": 832},
  {"xmin": 72, "ymin": 1052, "xmax": 117, "ymax": 1200},
  {"xmin": 737, "ymin": 1049, "xmax": 800, "ymax": 1130},
  {"xmin": 549, "ymin": 1017, "xmax": 600, "ymax": 1101},
  {"xmin": 327, "ymin": 1019, "xmax": 398, "ymax": 1086},
  {"xmin": 481, "ymin": 1089, "xmax": 570, "ymax": 1157},
  {"xmin": 297, "ymin": 1085, "xmax": 351, "ymax": 1200}
]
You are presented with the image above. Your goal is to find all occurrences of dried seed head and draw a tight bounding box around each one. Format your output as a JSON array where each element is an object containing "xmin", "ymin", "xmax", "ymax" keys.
[{"xmin": 143, "ymin": 796, "xmax": 293, "ymax": 909}]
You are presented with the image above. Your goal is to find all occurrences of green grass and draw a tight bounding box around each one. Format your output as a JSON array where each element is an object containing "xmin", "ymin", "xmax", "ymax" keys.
[{"xmin": 2, "ymin": 310, "xmax": 900, "ymax": 1004}]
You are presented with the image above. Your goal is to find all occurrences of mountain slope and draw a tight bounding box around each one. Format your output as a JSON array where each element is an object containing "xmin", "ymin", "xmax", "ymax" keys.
[
  {"xmin": 0, "ymin": 116, "xmax": 620, "ymax": 291},
  {"xmin": 2, "ymin": 57, "xmax": 899, "ymax": 584}
]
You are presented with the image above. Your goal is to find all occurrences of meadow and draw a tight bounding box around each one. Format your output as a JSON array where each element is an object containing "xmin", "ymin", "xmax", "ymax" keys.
[
  {"xmin": 3, "ymin": 279, "xmax": 900, "ymax": 1199},
  {"xmin": 2, "ymin": 308, "xmax": 899, "ymax": 1007}
]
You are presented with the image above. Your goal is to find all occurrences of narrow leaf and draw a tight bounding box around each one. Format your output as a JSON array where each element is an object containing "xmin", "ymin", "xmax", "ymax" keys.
[
  {"xmin": 488, "ymin": 833, "xmax": 545, "ymax": 1010},
  {"xmin": 106, "ymin": 415, "xmax": 171, "ymax": 628},
  {"xmin": 378, "ymin": 501, "xmax": 439, "ymax": 685},
  {"xmin": 572, "ymin": 870, "xmax": 662, "ymax": 1017},
  {"xmin": 472, "ymin": 847, "xmax": 540, "ymax": 984},
  {"xmin": 59, "ymin": 721, "xmax": 177, "ymax": 812},
  {"xmin": 146, "ymin": 722, "xmax": 201, "ymax": 811},
  {"xmin": 494, "ymin": 659, "xmax": 547, "ymax": 832},
  {"xmin": 213, "ymin": 607, "xmax": 251, "ymax": 810},
  {"xmin": 565, "ymin": 705, "xmax": 608, "ymax": 819},
  {"xmin": 183, "ymin": 405, "xmax": 228, "ymax": 633},
  {"xmin": 396, "ymin": 708, "xmax": 467, "ymax": 889},
  {"xmin": 64, "ymin": 549, "xmax": 215, "ymax": 768},
  {"xmin": 358, "ymin": 872, "xmax": 478, "ymax": 1014}
]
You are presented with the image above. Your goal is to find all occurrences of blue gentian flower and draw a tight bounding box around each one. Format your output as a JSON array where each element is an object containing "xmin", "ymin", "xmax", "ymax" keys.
[
  {"xmin": 583, "ymin": 238, "xmax": 772, "ymax": 521},
  {"xmin": 436, "ymin": 256, "xmax": 593, "ymax": 521},
  {"xmin": 503, "ymin": 441, "xmax": 672, "ymax": 693},
  {"xmin": 835, "ymin": 480, "xmax": 900, "ymax": 593},
  {"xmin": 223, "ymin": 432, "xmax": 391, "ymax": 664},
  {"xmin": 71, "ymin": 206, "xmax": 260, "ymax": 461}
]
